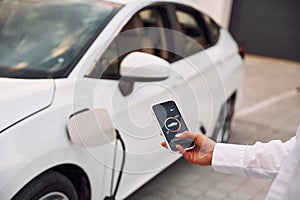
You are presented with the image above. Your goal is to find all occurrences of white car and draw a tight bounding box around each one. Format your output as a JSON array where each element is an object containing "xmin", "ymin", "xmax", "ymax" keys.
[{"xmin": 0, "ymin": 0, "xmax": 244, "ymax": 199}]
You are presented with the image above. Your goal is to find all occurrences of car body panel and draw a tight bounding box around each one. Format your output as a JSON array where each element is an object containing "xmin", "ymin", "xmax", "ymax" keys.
[
  {"xmin": 0, "ymin": 80, "xmax": 114, "ymax": 199},
  {"xmin": 0, "ymin": 78, "xmax": 54, "ymax": 133}
]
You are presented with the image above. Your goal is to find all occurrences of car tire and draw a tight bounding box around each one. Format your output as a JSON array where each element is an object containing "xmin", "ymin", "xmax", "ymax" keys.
[
  {"xmin": 212, "ymin": 97, "xmax": 235, "ymax": 143},
  {"xmin": 12, "ymin": 170, "xmax": 78, "ymax": 200}
]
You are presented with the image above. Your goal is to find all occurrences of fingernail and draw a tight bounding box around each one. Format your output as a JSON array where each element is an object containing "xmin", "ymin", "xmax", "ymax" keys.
[{"xmin": 175, "ymin": 133, "xmax": 182, "ymax": 137}]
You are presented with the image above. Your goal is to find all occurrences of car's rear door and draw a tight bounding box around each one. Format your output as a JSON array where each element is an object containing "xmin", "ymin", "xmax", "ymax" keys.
[{"xmin": 166, "ymin": 3, "xmax": 227, "ymax": 137}]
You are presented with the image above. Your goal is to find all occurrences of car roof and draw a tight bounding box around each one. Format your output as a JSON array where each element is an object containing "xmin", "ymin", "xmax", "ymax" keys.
[{"xmin": 103, "ymin": 0, "xmax": 202, "ymax": 14}]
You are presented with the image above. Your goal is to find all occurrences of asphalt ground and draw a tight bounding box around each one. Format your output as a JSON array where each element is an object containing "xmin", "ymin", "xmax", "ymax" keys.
[{"xmin": 126, "ymin": 55, "xmax": 300, "ymax": 200}]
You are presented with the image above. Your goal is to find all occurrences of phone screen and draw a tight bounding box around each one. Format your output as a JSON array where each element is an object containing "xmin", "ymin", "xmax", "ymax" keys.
[{"xmin": 152, "ymin": 101, "xmax": 195, "ymax": 152}]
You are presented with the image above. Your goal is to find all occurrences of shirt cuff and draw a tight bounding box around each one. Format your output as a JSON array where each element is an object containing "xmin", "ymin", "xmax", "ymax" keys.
[{"xmin": 212, "ymin": 143, "xmax": 247, "ymax": 175}]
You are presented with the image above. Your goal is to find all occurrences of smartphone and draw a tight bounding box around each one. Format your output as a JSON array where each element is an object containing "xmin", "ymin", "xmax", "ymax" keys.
[{"xmin": 152, "ymin": 100, "xmax": 195, "ymax": 153}]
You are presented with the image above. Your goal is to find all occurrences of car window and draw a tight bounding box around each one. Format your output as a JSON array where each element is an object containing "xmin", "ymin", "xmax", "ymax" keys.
[
  {"xmin": 88, "ymin": 7, "xmax": 171, "ymax": 79},
  {"xmin": 174, "ymin": 7, "xmax": 209, "ymax": 56},
  {"xmin": 202, "ymin": 14, "xmax": 221, "ymax": 46},
  {"xmin": 0, "ymin": 0, "xmax": 121, "ymax": 79}
]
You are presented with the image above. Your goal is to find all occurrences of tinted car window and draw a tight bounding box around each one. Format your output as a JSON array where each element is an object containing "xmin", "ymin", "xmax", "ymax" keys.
[
  {"xmin": 174, "ymin": 7, "xmax": 209, "ymax": 56},
  {"xmin": 0, "ymin": 0, "xmax": 120, "ymax": 79},
  {"xmin": 202, "ymin": 14, "xmax": 221, "ymax": 45},
  {"xmin": 89, "ymin": 7, "xmax": 170, "ymax": 79},
  {"xmin": 176, "ymin": 10, "xmax": 207, "ymax": 46}
]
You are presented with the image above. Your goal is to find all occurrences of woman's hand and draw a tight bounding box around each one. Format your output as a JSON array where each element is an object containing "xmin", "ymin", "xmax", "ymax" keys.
[{"xmin": 161, "ymin": 131, "xmax": 215, "ymax": 166}]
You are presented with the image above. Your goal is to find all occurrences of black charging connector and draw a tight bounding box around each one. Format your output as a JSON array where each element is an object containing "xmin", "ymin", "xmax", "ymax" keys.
[{"xmin": 104, "ymin": 130, "xmax": 126, "ymax": 200}]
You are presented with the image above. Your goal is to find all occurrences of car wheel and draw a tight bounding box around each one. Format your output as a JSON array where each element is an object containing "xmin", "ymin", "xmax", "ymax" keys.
[
  {"xmin": 12, "ymin": 170, "xmax": 78, "ymax": 200},
  {"xmin": 213, "ymin": 97, "xmax": 235, "ymax": 143}
]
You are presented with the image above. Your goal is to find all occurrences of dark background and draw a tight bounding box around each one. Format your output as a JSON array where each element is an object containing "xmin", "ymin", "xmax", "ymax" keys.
[{"xmin": 230, "ymin": 0, "xmax": 300, "ymax": 62}]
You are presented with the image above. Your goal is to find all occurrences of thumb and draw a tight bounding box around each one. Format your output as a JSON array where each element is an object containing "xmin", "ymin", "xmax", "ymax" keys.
[
  {"xmin": 176, "ymin": 144, "xmax": 186, "ymax": 154},
  {"xmin": 176, "ymin": 145, "xmax": 191, "ymax": 161}
]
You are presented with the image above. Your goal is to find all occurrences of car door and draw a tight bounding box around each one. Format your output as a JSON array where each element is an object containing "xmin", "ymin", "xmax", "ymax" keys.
[
  {"xmin": 167, "ymin": 4, "xmax": 227, "ymax": 137},
  {"xmin": 82, "ymin": 5, "xmax": 196, "ymax": 196}
]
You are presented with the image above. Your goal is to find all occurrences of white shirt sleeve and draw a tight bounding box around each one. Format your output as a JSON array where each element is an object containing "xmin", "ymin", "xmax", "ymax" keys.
[{"xmin": 212, "ymin": 137, "xmax": 297, "ymax": 179}]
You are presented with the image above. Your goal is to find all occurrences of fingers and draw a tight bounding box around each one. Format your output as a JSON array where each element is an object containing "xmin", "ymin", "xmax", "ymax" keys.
[
  {"xmin": 161, "ymin": 141, "xmax": 167, "ymax": 148},
  {"xmin": 175, "ymin": 131, "xmax": 197, "ymax": 140},
  {"xmin": 176, "ymin": 144, "xmax": 186, "ymax": 154},
  {"xmin": 176, "ymin": 144, "xmax": 191, "ymax": 161},
  {"xmin": 160, "ymin": 133, "xmax": 168, "ymax": 149}
]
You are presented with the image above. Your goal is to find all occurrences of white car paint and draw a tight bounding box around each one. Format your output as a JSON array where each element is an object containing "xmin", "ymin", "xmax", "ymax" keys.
[
  {"xmin": 0, "ymin": 0, "xmax": 244, "ymax": 199},
  {"xmin": 120, "ymin": 52, "xmax": 170, "ymax": 79},
  {"xmin": 0, "ymin": 79, "xmax": 54, "ymax": 132}
]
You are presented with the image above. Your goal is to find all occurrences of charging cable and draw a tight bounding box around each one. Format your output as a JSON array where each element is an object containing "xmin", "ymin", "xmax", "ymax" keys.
[{"xmin": 104, "ymin": 130, "xmax": 126, "ymax": 200}]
